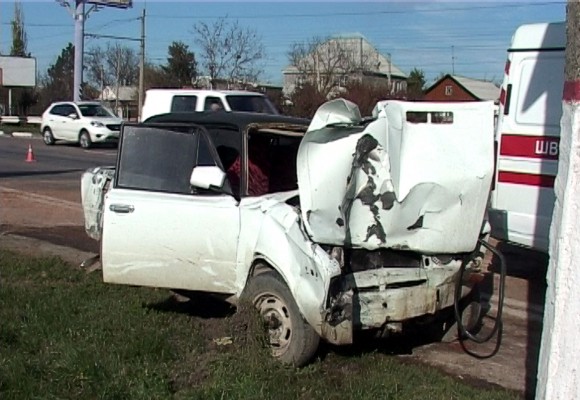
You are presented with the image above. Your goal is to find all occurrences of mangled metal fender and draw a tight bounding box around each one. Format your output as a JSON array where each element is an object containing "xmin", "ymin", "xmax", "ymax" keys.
[
  {"xmin": 297, "ymin": 99, "xmax": 494, "ymax": 254},
  {"xmin": 236, "ymin": 193, "xmax": 352, "ymax": 344},
  {"xmin": 81, "ymin": 166, "xmax": 115, "ymax": 240}
]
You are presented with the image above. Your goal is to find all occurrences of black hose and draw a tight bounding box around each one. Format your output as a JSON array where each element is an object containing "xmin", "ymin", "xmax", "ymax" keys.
[{"xmin": 453, "ymin": 239, "xmax": 506, "ymax": 354}]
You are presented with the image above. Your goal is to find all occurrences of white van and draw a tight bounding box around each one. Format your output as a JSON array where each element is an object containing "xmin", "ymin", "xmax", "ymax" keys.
[
  {"xmin": 489, "ymin": 22, "xmax": 566, "ymax": 252},
  {"xmin": 140, "ymin": 89, "xmax": 278, "ymax": 121}
]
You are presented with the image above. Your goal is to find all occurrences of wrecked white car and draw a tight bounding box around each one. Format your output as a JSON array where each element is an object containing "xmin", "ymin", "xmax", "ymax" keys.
[{"xmin": 81, "ymin": 99, "xmax": 496, "ymax": 366}]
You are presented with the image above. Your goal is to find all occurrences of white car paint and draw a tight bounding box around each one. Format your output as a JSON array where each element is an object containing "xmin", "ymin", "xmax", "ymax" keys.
[
  {"xmin": 141, "ymin": 89, "xmax": 278, "ymax": 121},
  {"xmin": 102, "ymin": 189, "xmax": 240, "ymax": 294},
  {"xmin": 41, "ymin": 101, "xmax": 123, "ymax": 145},
  {"xmin": 298, "ymin": 99, "xmax": 494, "ymax": 253},
  {"xmin": 81, "ymin": 98, "xmax": 494, "ymax": 347}
]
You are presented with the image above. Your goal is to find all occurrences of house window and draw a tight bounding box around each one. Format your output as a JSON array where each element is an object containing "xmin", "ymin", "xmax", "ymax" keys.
[{"xmin": 445, "ymin": 85, "xmax": 453, "ymax": 96}]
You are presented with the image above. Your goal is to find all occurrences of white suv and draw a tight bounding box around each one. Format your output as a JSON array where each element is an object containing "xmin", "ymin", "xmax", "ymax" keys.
[
  {"xmin": 41, "ymin": 101, "xmax": 123, "ymax": 148},
  {"xmin": 140, "ymin": 89, "xmax": 279, "ymax": 121}
]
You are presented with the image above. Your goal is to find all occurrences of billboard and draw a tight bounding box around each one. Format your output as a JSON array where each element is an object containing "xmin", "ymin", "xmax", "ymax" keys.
[
  {"xmin": 0, "ymin": 56, "xmax": 36, "ymax": 87},
  {"xmin": 87, "ymin": 0, "xmax": 132, "ymax": 8}
]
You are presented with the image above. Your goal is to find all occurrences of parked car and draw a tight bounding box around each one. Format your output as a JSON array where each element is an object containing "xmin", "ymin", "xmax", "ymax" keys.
[
  {"xmin": 81, "ymin": 99, "xmax": 497, "ymax": 366},
  {"xmin": 140, "ymin": 89, "xmax": 279, "ymax": 121},
  {"xmin": 41, "ymin": 101, "xmax": 123, "ymax": 148}
]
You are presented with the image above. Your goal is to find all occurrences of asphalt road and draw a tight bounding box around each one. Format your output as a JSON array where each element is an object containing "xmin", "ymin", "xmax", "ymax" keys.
[{"xmin": 0, "ymin": 135, "xmax": 116, "ymax": 202}]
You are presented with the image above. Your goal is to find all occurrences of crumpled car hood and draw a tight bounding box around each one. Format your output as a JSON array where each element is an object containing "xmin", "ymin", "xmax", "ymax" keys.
[{"xmin": 297, "ymin": 99, "xmax": 495, "ymax": 254}]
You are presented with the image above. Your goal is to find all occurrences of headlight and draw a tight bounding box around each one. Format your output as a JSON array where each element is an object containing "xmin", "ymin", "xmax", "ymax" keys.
[{"xmin": 90, "ymin": 121, "xmax": 105, "ymax": 127}]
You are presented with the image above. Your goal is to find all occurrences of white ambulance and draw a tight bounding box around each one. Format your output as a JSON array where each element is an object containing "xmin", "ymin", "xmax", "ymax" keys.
[{"xmin": 489, "ymin": 22, "xmax": 566, "ymax": 252}]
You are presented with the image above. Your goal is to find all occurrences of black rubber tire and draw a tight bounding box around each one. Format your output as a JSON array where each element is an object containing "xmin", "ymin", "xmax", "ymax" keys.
[
  {"xmin": 79, "ymin": 130, "xmax": 92, "ymax": 149},
  {"xmin": 242, "ymin": 270, "xmax": 320, "ymax": 367},
  {"xmin": 42, "ymin": 127, "xmax": 55, "ymax": 145}
]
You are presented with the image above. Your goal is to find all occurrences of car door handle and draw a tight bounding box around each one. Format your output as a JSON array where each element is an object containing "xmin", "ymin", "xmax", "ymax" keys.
[{"xmin": 109, "ymin": 204, "xmax": 135, "ymax": 213}]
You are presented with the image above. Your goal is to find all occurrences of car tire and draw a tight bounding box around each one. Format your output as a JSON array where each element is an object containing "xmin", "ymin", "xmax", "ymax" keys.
[
  {"xmin": 42, "ymin": 127, "xmax": 55, "ymax": 145},
  {"xmin": 242, "ymin": 270, "xmax": 320, "ymax": 367},
  {"xmin": 79, "ymin": 130, "xmax": 92, "ymax": 149}
]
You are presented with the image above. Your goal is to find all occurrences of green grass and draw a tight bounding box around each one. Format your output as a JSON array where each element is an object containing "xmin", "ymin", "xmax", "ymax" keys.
[{"xmin": 0, "ymin": 250, "xmax": 521, "ymax": 400}]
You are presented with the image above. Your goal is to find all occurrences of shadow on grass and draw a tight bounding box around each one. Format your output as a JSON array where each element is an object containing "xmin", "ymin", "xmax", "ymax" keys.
[
  {"xmin": 320, "ymin": 327, "xmax": 435, "ymax": 361},
  {"xmin": 143, "ymin": 292, "xmax": 235, "ymax": 320}
]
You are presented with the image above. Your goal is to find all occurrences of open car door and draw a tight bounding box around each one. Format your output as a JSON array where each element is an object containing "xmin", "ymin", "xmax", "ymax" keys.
[{"xmin": 101, "ymin": 124, "xmax": 240, "ymax": 294}]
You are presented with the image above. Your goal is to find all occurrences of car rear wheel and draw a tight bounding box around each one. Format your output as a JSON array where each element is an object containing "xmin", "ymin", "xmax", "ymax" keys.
[
  {"xmin": 79, "ymin": 130, "xmax": 92, "ymax": 149},
  {"xmin": 42, "ymin": 128, "xmax": 55, "ymax": 145},
  {"xmin": 242, "ymin": 270, "xmax": 320, "ymax": 367}
]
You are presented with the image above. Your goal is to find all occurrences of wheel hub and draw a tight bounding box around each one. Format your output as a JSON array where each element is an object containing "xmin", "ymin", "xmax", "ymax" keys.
[{"xmin": 254, "ymin": 293, "xmax": 292, "ymax": 355}]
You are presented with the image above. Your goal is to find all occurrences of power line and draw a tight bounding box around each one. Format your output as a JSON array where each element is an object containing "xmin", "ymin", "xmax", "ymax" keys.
[
  {"xmin": 0, "ymin": 22, "xmax": 70, "ymax": 27},
  {"xmin": 147, "ymin": 1, "xmax": 564, "ymax": 20}
]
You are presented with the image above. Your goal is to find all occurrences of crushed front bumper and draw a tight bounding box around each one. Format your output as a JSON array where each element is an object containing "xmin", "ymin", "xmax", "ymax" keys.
[{"xmin": 320, "ymin": 262, "xmax": 476, "ymax": 345}]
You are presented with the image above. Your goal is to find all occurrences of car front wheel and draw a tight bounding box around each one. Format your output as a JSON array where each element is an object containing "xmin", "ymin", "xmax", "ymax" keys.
[
  {"xmin": 242, "ymin": 269, "xmax": 320, "ymax": 367},
  {"xmin": 79, "ymin": 130, "xmax": 92, "ymax": 149},
  {"xmin": 42, "ymin": 128, "xmax": 55, "ymax": 145}
]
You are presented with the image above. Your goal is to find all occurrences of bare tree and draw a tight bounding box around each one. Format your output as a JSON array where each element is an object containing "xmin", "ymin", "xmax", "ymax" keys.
[
  {"xmin": 288, "ymin": 36, "xmax": 380, "ymax": 97},
  {"xmin": 106, "ymin": 43, "xmax": 139, "ymax": 87},
  {"xmin": 85, "ymin": 43, "xmax": 138, "ymax": 98},
  {"xmin": 85, "ymin": 46, "xmax": 110, "ymax": 95},
  {"xmin": 193, "ymin": 18, "xmax": 265, "ymax": 87}
]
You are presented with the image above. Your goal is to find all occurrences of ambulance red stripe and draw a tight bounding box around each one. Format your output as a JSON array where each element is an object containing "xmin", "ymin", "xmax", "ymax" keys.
[
  {"xmin": 497, "ymin": 171, "xmax": 555, "ymax": 188},
  {"xmin": 500, "ymin": 134, "xmax": 559, "ymax": 160}
]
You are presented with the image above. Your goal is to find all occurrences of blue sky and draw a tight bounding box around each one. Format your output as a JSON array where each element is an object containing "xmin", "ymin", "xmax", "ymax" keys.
[{"xmin": 0, "ymin": 1, "xmax": 566, "ymax": 86}]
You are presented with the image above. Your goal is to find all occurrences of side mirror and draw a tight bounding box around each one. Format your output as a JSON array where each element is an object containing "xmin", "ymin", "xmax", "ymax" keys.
[
  {"xmin": 68, "ymin": 113, "xmax": 78, "ymax": 119},
  {"xmin": 189, "ymin": 165, "xmax": 226, "ymax": 190}
]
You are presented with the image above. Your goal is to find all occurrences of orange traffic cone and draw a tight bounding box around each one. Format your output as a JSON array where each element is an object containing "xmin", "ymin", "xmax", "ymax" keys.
[{"xmin": 25, "ymin": 143, "xmax": 36, "ymax": 162}]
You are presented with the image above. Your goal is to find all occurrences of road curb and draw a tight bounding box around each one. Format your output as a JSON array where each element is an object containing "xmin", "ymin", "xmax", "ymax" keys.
[{"xmin": 11, "ymin": 131, "xmax": 34, "ymax": 138}]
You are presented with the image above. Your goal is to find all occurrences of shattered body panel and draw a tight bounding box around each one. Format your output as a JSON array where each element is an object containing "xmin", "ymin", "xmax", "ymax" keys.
[
  {"xmin": 344, "ymin": 262, "xmax": 467, "ymax": 329},
  {"xmin": 81, "ymin": 166, "xmax": 115, "ymax": 240},
  {"xmin": 298, "ymin": 100, "xmax": 495, "ymax": 254},
  {"xmin": 236, "ymin": 192, "xmax": 350, "ymax": 343}
]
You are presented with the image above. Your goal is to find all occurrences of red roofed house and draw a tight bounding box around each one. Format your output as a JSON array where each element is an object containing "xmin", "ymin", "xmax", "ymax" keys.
[{"xmin": 424, "ymin": 74, "xmax": 500, "ymax": 103}]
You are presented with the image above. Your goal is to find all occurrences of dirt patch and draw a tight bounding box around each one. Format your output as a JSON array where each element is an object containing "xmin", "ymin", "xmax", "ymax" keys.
[
  {"xmin": 1, "ymin": 225, "xmax": 99, "ymax": 253},
  {"xmin": 0, "ymin": 233, "xmax": 96, "ymax": 267}
]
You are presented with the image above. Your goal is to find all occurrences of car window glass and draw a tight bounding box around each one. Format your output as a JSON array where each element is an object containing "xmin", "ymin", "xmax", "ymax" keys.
[
  {"xmin": 62, "ymin": 104, "xmax": 77, "ymax": 116},
  {"xmin": 78, "ymin": 104, "xmax": 114, "ymax": 117},
  {"xmin": 204, "ymin": 97, "xmax": 224, "ymax": 111},
  {"xmin": 170, "ymin": 95, "xmax": 197, "ymax": 113},
  {"xmin": 117, "ymin": 126, "xmax": 198, "ymax": 194},
  {"xmin": 226, "ymin": 95, "xmax": 278, "ymax": 114},
  {"xmin": 197, "ymin": 135, "xmax": 217, "ymax": 166},
  {"xmin": 196, "ymin": 133, "xmax": 235, "ymax": 196},
  {"xmin": 50, "ymin": 105, "xmax": 68, "ymax": 116}
]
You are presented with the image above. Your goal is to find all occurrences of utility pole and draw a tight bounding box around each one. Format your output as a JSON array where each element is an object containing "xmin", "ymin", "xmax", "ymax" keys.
[
  {"xmin": 387, "ymin": 52, "xmax": 392, "ymax": 93},
  {"xmin": 58, "ymin": 0, "xmax": 96, "ymax": 101},
  {"xmin": 451, "ymin": 45, "xmax": 455, "ymax": 75},
  {"xmin": 58, "ymin": 0, "xmax": 132, "ymax": 102},
  {"xmin": 536, "ymin": 2, "xmax": 580, "ymax": 398},
  {"xmin": 73, "ymin": 0, "xmax": 85, "ymax": 101},
  {"xmin": 138, "ymin": 7, "xmax": 145, "ymax": 121}
]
